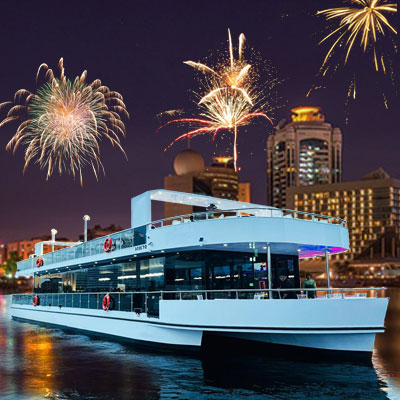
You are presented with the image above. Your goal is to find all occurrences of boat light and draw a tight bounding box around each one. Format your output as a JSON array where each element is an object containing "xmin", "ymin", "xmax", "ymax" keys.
[{"xmin": 117, "ymin": 275, "xmax": 136, "ymax": 280}]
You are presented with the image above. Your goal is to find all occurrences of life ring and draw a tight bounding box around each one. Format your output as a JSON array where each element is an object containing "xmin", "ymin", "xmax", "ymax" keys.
[
  {"xmin": 36, "ymin": 257, "xmax": 43, "ymax": 268},
  {"xmin": 104, "ymin": 237, "xmax": 113, "ymax": 253},
  {"xmin": 32, "ymin": 295, "xmax": 40, "ymax": 306},
  {"xmin": 102, "ymin": 294, "xmax": 114, "ymax": 311}
]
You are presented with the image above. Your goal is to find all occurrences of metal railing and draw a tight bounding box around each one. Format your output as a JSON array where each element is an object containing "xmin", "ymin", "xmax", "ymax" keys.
[
  {"xmin": 12, "ymin": 291, "xmax": 160, "ymax": 317},
  {"xmin": 17, "ymin": 206, "xmax": 346, "ymax": 272},
  {"xmin": 158, "ymin": 287, "xmax": 386, "ymax": 300},
  {"xmin": 12, "ymin": 287, "xmax": 385, "ymax": 319},
  {"xmin": 17, "ymin": 226, "xmax": 147, "ymax": 272},
  {"xmin": 146, "ymin": 207, "xmax": 346, "ymax": 230}
]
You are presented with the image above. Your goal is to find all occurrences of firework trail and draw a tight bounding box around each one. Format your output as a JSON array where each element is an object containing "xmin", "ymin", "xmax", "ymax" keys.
[
  {"xmin": 158, "ymin": 29, "xmax": 278, "ymax": 171},
  {"xmin": 0, "ymin": 58, "xmax": 129, "ymax": 184}
]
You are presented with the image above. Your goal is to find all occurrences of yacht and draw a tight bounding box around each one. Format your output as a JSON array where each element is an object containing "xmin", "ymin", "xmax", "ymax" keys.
[{"xmin": 11, "ymin": 190, "xmax": 389, "ymax": 353}]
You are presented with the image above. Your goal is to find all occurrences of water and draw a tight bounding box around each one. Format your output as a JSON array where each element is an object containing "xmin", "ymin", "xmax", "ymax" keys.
[{"xmin": 1, "ymin": 290, "xmax": 400, "ymax": 400}]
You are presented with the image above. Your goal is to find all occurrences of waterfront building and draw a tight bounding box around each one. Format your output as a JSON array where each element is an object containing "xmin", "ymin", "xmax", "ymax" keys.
[
  {"xmin": 7, "ymin": 236, "xmax": 72, "ymax": 261},
  {"xmin": 267, "ymin": 106, "xmax": 342, "ymax": 208},
  {"xmin": 7, "ymin": 238, "xmax": 51, "ymax": 260},
  {"xmin": 164, "ymin": 150, "xmax": 250, "ymax": 219},
  {"xmin": 286, "ymin": 168, "xmax": 400, "ymax": 269}
]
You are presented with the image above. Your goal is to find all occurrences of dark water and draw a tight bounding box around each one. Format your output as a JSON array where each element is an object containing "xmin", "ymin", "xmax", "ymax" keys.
[{"xmin": 1, "ymin": 291, "xmax": 400, "ymax": 400}]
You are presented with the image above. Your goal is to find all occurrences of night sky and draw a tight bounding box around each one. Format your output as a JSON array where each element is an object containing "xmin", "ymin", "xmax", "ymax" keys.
[{"xmin": 0, "ymin": 0, "xmax": 398, "ymax": 243}]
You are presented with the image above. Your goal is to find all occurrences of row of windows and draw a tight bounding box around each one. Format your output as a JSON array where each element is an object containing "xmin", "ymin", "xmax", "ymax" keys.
[
  {"xmin": 295, "ymin": 188, "xmax": 400, "ymax": 200},
  {"xmin": 34, "ymin": 251, "xmax": 300, "ymax": 294}
]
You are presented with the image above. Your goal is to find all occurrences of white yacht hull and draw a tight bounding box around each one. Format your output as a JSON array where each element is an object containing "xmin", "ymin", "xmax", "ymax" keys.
[{"xmin": 10, "ymin": 296, "xmax": 388, "ymax": 353}]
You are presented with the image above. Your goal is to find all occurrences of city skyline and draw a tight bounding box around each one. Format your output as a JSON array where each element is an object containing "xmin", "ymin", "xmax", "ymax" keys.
[{"xmin": 0, "ymin": 0, "xmax": 398, "ymax": 243}]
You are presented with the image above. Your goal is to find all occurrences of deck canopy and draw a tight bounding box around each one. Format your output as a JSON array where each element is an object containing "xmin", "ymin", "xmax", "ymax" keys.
[{"xmin": 131, "ymin": 189, "xmax": 275, "ymax": 227}]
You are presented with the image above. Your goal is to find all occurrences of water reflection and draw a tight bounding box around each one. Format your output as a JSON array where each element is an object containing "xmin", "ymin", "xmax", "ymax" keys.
[
  {"xmin": 202, "ymin": 353, "xmax": 389, "ymax": 400},
  {"xmin": 1, "ymin": 293, "xmax": 399, "ymax": 399},
  {"xmin": 374, "ymin": 288, "xmax": 400, "ymax": 399}
]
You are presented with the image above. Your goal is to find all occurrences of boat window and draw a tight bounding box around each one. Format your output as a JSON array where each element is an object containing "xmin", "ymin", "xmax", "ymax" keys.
[
  {"xmin": 134, "ymin": 226, "xmax": 146, "ymax": 246},
  {"xmin": 32, "ymin": 250, "xmax": 299, "ymax": 295},
  {"xmin": 139, "ymin": 257, "xmax": 165, "ymax": 290},
  {"xmin": 34, "ymin": 273, "xmax": 63, "ymax": 293},
  {"xmin": 254, "ymin": 262, "xmax": 267, "ymax": 289},
  {"xmin": 165, "ymin": 253, "xmax": 205, "ymax": 290}
]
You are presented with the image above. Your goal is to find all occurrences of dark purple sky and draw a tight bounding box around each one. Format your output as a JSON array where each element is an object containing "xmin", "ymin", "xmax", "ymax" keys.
[{"xmin": 0, "ymin": 0, "xmax": 398, "ymax": 243}]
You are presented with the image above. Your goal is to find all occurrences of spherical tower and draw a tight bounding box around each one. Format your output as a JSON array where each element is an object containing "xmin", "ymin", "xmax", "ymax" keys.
[{"xmin": 173, "ymin": 149, "xmax": 205, "ymax": 176}]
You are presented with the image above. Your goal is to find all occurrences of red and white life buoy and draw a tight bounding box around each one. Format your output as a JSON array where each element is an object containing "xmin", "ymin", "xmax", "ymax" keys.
[
  {"xmin": 36, "ymin": 257, "xmax": 43, "ymax": 268},
  {"xmin": 32, "ymin": 295, "xmax": 40, "ymax": 306},
  {"xmin": 104, "ymin": 237, "xmax": 113, "ymax": 253},
  {"xmin": 102, "ymin": 293, "xmax": 113, "ymax": 311}
]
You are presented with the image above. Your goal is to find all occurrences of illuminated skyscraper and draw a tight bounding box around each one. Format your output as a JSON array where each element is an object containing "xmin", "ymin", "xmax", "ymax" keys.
[
  {"xmin": 267, "ymin": 106, "xmax": 342, "ymax": 208},
  {"xmin": 201, "ymin": 156, "xmax": 239, "ymax": 200}
]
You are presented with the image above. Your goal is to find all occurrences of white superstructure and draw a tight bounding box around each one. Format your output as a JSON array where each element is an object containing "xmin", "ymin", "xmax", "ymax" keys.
[{"xmin": 11, "ymin": 190, "xmax": 389, "ymax": 353}]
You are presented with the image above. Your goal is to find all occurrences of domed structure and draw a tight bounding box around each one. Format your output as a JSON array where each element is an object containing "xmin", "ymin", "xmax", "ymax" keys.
[{"xmin": 173, "ymin": 149, "xmax": 205, "ymax": 176}]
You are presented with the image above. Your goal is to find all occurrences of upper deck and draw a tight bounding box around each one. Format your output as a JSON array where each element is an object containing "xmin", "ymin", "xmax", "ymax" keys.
[{"xmin": 16, "ymin": 189, "xmax": 349, "ymax": 277}]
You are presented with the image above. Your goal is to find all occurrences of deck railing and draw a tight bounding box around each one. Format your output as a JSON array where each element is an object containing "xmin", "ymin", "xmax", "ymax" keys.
[
  {"xmin": 17, "ymin": 207, "xmax": 347, "ymax": 272},
  {"xmin": 16, "ymin": 225, "xmax": 147, "ymax": 272},
  {"xmin": 12, "ymin": 287, "xmax": 385, "ymax": 319},
  {"xmin": 146, "ymin": 207, "xmax": 346, "ymax": 230}
]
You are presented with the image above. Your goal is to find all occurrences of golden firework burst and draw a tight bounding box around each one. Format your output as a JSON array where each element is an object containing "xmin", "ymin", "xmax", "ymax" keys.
[{"xmin": 318, "ymin": 0, "xmax": 397, "ymax": 72}]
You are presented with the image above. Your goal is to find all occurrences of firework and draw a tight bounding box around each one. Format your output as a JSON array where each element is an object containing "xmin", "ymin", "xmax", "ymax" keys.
[
  {"xmin": 158, "ymin": 30, "xmax": 276, "ymax": 171},
  {"xmin": 184, "ymin": 29, "xmax": 253, "ymax": 105},
  {"xmin": 317, "ymin": 0, "xmax": 397, "ymax": 72},
  {"xmin": 0, "ymin": 58, "xmax": 129, "ymax": 184}
]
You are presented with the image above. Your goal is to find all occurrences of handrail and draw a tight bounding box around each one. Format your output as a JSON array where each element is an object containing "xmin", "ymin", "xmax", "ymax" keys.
[
  {"xmin": 12, "ymin": 287, "xmax": 386, "ymax": 297},
  {"xmin": 147, "ymin": 207, "xmax": 346, "ymax": 229},
  {"xmin": 11, "ymin": 287, "xmax": 387, "ymax": 318},
  {"xmin": 16, "ymin": 225, "xmax": 147, "ymax": 271}
]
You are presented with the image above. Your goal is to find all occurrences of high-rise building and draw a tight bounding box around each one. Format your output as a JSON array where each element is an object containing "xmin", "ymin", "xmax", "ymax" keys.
[
  {"xmin": 286, "ymin": 168, "xmax": 400, "ymax": 268},
  {"xmin": 267, "ymin": 106, "xmax": 342, "ymax": 208},
  {"xmin": 164, "ymin": 150, "xmax": 250, "ymax": 219},
  {"xmin": 201, "ymin": 156, "xmax": 239, "ymax": 200}
]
